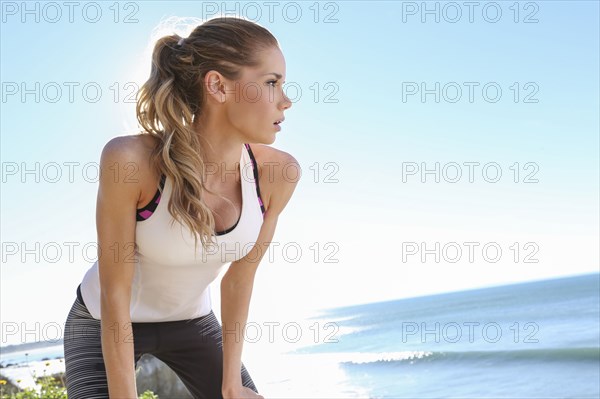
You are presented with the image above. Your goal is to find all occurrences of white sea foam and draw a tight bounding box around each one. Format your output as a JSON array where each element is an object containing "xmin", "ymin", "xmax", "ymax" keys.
[
  {"xmin": 246, "ymin": 352, "xmax": 374, "ymax": 398},
  {"xmin": 338, "ymin": 350, "xmax": 434, "ymax": 364},
  {"xmin": 242, "ymin": 349, "xmax": 436, "ymax": 398}
]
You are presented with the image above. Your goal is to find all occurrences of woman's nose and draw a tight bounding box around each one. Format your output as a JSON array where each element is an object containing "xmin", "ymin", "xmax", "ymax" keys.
[{"xmin": 281, "ymin": 92, "xmax": 292, "ymax": 110}]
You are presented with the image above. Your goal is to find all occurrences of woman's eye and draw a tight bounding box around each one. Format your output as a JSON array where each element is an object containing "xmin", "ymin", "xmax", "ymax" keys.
[{"xmin": 267, "ymin": 80, "xmax": 278, "ymax": 87}]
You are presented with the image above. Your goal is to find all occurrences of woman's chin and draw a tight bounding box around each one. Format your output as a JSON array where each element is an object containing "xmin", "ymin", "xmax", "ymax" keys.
[{"xmin": 258, "ymin": 132, "xmax": 277, "ymax": 145}]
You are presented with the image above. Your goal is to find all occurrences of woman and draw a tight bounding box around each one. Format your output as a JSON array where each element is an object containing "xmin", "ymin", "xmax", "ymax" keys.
[{"xmin": 63, "ymin": 16, "xmax": 297, "ymax": 399}]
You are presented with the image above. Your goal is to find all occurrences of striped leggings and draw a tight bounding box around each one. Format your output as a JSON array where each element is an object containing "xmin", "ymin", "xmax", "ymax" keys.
[{"xmin": 62, "ymin": 286, "xmax": 258, "ymax": 399}]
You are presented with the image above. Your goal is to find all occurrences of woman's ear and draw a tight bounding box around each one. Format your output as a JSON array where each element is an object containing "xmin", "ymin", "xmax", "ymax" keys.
[{"xmin": 204, "ymin": 71, "xmax": 226, "ymax": 103}]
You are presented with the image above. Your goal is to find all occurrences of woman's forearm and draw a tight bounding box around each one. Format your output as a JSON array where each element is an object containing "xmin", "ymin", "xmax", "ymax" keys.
[
  {"xmin": 219, "ymin": 209, "xmax": 282, "ymax": 396},
  {"xmin": 101, "ymin": 295, "xmax": 138, "ymax": 398},
  {"xmin": 220, "ymin": 274, "xmax": 256, "ymax": 392}
]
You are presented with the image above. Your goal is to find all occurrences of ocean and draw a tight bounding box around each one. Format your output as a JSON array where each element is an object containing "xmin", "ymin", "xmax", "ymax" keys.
[
  {"xmin": 0, "ymin": 344, "xmax": 64, "ymax": 366},
  {"xmin": 291, "ymin": 273, "xmax": 600, "ymax": 398},
  {"xmin": 2, "ymin": 273, "xmax": 599, "ymax": 398}
]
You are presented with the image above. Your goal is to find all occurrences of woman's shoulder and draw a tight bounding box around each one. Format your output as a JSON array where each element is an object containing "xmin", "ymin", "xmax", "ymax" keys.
[
  {"xmin": 99, "ymin": 134, "xmax": 161, "ymax": 208},
  {"xmin": 100, "ymin": 134, "xmax": 160, "ymax": 176},
  {"xmin": 248, "ymin": 143, "xmax": 298, "ymax": 170},
  {"xmin": 101, "ymin": 133, "xmax": 158, "ymax": 159},
  {"xmin": 247, "ymin": 144, "xmax": 300, "ymax": 216}
]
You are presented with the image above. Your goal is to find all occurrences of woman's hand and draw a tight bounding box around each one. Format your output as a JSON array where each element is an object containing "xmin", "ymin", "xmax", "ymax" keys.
[{"xmin": 222, "ymin": 386, "xmax": 265, "ymax": 399}]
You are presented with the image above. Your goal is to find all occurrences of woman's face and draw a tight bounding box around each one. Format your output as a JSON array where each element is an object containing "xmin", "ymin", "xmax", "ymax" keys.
[{"xmin": 224, "ymin": 46, "xmax": 292, "ymax": 144}]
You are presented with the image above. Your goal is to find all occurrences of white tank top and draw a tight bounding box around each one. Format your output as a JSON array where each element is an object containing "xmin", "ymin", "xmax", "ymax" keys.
[{"xmin": 79, "ymin": 143, "xmax": 265, "ymax": 322}]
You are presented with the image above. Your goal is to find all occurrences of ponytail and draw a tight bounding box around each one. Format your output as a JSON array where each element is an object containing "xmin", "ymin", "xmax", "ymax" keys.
[{"xmin": 136, "ymin": 17, "xmax": 278, "ymax": 254}]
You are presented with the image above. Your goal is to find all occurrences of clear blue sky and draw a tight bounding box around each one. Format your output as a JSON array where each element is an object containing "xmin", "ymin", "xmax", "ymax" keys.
[{"xmin": 1, "ymin": 1, "xmax": 598, "ymax": 346}]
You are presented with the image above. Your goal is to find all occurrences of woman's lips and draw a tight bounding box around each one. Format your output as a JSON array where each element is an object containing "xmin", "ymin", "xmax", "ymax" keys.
[{"xmin": 273, "ymin": 118, "xmax": 283, "ymax": 130}]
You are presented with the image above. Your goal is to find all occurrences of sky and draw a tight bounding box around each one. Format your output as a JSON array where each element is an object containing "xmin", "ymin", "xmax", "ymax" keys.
[{"xmin": 1, "ymin": 1, "xmax": 599, "ymax": 346}]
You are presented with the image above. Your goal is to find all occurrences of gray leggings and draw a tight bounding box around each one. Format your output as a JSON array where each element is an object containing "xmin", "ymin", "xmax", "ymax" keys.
[{"xmin": 63, "ymin": 285, "xmax": 258, "ymax": 399}]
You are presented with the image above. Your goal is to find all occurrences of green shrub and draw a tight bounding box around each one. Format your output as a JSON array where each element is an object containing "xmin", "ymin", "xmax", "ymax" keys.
[
  {"xmin": 138, "ymin": 390, "xmax": 160, "ymax": 399},
  {"xmin": 0, "ymin": 376, "xmax": 159, "ymax": 399},
  {"xmin": 0, "ymin": 375, "xmax": 66, "ymax": 399}
]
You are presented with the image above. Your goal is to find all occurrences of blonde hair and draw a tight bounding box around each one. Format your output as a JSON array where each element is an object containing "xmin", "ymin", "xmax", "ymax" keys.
[{"xmin": 135, "ymin": 16, "xmax": 278, "ymax": 252}]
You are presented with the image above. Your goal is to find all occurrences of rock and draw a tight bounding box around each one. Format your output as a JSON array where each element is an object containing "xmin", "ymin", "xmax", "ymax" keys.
[{"xmin": 135, "ymin": 354, "xmax": 193, "ymax": 399}]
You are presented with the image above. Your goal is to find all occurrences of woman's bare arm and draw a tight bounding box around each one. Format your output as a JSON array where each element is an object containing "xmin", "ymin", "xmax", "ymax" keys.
[
  {"xmin": 221, "ymin": 151, "xmax": 300, "ymax": 398},
  {"xmin": 96, "ymin": 136, "xmax": 145, "ymax": 398}
]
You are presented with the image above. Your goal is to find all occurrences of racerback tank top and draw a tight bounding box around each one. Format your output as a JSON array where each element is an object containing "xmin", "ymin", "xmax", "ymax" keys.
[{"xmin": 78, "ymin": 143, "xmax": 265, "ymax": 322}]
